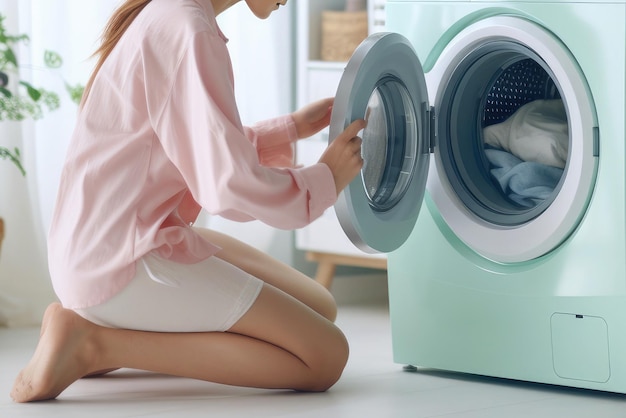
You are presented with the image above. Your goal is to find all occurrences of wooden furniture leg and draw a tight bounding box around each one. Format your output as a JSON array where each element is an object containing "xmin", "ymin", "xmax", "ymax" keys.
[
  {"xmin": 313, "ymin": 257, "xmax": 337, "ymax": 290},
  {"xmin": 0, "ymin": 217, "xmax": 4, "ymax": 255},
  {"xmin": 306, "ymin": 251, "xmax": 387, "ymax": 289}
]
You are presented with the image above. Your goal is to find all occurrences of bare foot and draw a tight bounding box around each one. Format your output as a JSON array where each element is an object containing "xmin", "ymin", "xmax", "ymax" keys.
[
  {"xmin": 39, "ymin": 301, "xmax": 58, "ymax": 337},
  {"xmin": 10, "ymin": 303, "xmax": 99, "ymax": 402},
  {"xmin": 83, "ymin": 368, "xmax": 119, "ymax": 378}
]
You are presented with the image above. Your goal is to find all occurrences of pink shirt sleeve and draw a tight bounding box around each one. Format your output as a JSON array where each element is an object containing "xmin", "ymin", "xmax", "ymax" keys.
[
  {"xmin": 152, "ymin": 31, "xmax": 337, "ymax": 229},
  {"xmin": 243, "ymin": 116, "xmax": 297, "ymax": 168}
]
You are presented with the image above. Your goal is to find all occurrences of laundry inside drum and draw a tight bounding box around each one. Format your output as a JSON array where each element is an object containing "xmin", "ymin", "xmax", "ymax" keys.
[{"xmin": 481, "ymin": 58, "xmax": 568, "ymax": 209}]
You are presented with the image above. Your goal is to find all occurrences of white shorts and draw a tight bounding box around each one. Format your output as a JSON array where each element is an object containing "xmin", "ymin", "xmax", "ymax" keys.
[{"xmin": 75, "ymin": 252, "xmax": 264, "ymax": 332}]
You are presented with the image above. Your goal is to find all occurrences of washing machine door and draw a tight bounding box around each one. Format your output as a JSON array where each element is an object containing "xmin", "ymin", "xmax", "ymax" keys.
[{"xmin": 329, "ymin": 32, "xmax": 431, "ymax": 254}]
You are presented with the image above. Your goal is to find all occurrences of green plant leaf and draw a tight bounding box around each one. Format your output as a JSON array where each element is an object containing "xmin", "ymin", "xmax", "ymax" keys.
[
  {"xmin": 41, "ymin": 90, "xmax": 60, "ymax": 111},
  {"xmin": 3, "ymin": 47, "xmax": 17, "ymax": 67},
  {"xmin": 19, "ymin": 81, "xmax": 42, "ymax": 101},
  {"xmin": 44, "ymin": 50, "xmax": 62, "ymax": 68},
  {"xmin": 0, "ymin": 86, "xmax": 11, "ymax": 98},
  {"xmin": 65, "ymin": 82, "xmax": 84, "ymax": 105},
  {"xmin": 0, "ymin": 146, "xmax": 26, "ymax": 176}
]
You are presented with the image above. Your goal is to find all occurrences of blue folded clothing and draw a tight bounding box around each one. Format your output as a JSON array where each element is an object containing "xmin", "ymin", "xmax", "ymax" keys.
[{"xmin": 485, "ymin": 148, "xmax": 563, "ymax": 208}]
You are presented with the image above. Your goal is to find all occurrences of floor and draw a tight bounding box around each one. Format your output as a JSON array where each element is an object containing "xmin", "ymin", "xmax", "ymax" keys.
[{"xmin": 1, "ymin": 275, "xmax": 626, "ymax": 417}]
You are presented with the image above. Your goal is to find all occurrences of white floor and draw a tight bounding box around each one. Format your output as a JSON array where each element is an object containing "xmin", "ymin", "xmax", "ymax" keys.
[{"xmin": 1, "ymin": 275, "xmax": 626, "ymax": 417}]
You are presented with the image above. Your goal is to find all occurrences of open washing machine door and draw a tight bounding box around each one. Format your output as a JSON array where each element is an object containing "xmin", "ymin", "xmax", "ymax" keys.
[{"xmin": 329, "ymin": 33, "xmax": 431, "ymax": 253}]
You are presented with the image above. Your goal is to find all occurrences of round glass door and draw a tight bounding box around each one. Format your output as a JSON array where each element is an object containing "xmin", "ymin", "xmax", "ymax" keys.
[
  {"xmin": 329, "ymin": 33, "xmax": 430, "ymax": 253},
  {"xmin": 362, "ymin": 77, "xmax": 417, "ymax": 212}
]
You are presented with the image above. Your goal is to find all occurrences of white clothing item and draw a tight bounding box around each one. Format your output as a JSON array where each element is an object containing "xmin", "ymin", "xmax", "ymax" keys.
[
  {"xmin": 483, "ymin": 99, "xmax": 569, "ymax": 168},
  {"xmin": 75, "ymin": 252, "xmax": 263, "ymax": 332}
]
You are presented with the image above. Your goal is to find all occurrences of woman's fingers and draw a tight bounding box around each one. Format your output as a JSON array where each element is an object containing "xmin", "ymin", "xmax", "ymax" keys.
[{"xmin": 319, "ymin": 119, "xmax": 366, "ymax": 195}]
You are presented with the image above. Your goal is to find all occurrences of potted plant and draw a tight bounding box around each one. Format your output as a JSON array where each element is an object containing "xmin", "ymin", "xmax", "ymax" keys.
[{"xmin": 0, "ymin": 13, "xmax": 82, "ymax": 255}]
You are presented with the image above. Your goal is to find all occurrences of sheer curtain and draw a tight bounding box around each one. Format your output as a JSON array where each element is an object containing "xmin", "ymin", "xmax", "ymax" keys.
[
  {"xmin": 0, "ymin": 0, "xmax": 294, "ymax": 327},
  {"xmin": 0, "ymin": 0, "xmax": 117, "ymax": 327}
]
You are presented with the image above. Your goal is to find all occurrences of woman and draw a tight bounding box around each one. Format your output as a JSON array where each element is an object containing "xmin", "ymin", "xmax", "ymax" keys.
[{"xmin": 11, "ymin": 0, "xmax": 364, "ymax": 403}]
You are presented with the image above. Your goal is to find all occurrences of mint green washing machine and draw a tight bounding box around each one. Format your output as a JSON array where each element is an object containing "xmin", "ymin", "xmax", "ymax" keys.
[{"xmin": 329, "ymin": 0, "xmax": 626, "ymax": 392}]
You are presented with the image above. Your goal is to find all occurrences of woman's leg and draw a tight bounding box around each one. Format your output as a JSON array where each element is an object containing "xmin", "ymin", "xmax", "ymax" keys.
[
  {"xmin": 11, "ymin": 283, "xmax": 349, "ymax": 403},
  {"xmin": 194, "ymin": 228, "xmax": 338, "ymax": 321}
]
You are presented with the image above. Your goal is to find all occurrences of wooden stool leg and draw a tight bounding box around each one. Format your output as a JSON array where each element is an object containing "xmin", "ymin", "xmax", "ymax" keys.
[
  {"xmin": 314, "ymin": 260, "xmax": 337, "ymax": 289},
  {"xmin": 0, "ymin": 217, "xmax": 4, "ymax": 255},
  {"xmin": 306, "ymin": 250, "xmax": 387, "ymax": 290}
]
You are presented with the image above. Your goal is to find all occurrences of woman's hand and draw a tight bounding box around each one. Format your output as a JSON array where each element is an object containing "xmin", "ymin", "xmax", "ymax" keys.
[
  {"xmin": 292, "ymin": 97, "xmax": 334, "ymax": 139},
  {"xmin": 319, "ymin": 119, "xmax": 366, "ymax": 195}
]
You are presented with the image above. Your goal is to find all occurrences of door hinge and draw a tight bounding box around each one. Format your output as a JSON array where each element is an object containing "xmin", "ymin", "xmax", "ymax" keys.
[{"xmin": 428, "ymin": 105, "xmax": 436, "ymax": 153}]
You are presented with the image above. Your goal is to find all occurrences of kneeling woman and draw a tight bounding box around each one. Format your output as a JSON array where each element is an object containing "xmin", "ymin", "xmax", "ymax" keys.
[{"xmin": 11, "ymin": 0, "xmax": 365, "ymax": 403}]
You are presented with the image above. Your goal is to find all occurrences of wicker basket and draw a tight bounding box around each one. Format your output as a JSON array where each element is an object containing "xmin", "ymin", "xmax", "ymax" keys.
[{"xmin": 321, "ymin": 11, "xmax": 368, "ymax": 62}]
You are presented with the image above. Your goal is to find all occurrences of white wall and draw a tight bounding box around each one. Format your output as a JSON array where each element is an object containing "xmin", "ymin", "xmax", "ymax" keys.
[{"xmin": 0, "ymin": 0, "xmax": 295, "ymax": 326}]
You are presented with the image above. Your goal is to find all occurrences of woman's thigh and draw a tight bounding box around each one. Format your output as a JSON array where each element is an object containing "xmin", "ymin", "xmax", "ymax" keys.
[{"xmin": 194, "ymin": 227, "xmax": 337, "ymax": 321}]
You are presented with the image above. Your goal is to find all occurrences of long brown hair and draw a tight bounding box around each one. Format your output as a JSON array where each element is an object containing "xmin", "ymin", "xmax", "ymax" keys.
[{"xmin": 81, "ymin": 0, "xmax": 152, "ymax": 106}]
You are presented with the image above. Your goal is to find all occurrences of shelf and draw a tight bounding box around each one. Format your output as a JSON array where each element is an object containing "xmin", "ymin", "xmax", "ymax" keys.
[{"xmin": 306, "ymin": 60, "xmax": 347, "ymax": 70}]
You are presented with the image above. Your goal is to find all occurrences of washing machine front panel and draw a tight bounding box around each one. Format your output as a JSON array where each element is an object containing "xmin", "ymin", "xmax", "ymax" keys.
[
  {"xmin": 386, "ymin": 0, "xmax": 626, "ymax": 394},
  {"xmin": 329, "ymin": 32, "xmax": 431, "ymax": 253}
]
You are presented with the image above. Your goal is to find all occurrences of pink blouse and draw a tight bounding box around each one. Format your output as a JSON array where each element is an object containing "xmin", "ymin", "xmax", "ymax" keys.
[{"xmin": 48, "ymin": 0, "xmax": 337, "ymax": 309}]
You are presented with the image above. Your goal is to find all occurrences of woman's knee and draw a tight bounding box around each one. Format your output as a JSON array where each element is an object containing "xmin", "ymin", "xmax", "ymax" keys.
[
  {"xmin": 298, "ymin": 326, "xmax": 349, "ymax": 392},
  {"xmin": 231, "ymin": 285, "xmax": 349, "ymax": 391}
]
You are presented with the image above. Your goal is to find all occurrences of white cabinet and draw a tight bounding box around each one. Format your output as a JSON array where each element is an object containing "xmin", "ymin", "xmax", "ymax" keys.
[{"xmin": 295, "ymin": 0, "xmax": 387, "ymax": 287}]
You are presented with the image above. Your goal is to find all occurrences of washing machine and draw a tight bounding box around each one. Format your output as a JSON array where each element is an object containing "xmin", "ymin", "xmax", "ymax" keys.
[{"xmin": 328, "ymin": 0, "xmax": 626, "ymax": 392}]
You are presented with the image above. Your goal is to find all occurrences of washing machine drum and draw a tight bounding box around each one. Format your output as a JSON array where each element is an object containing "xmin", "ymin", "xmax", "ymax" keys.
[
  {"xmin": 329, "ymin": 17, "xmax": 598, "ymax": 263},
  {"xmin": 438, "ymin": 49, "xmax": 567, "ymax": 225}
]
